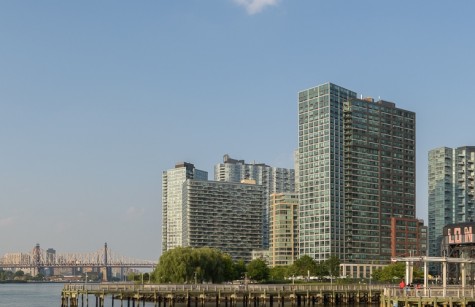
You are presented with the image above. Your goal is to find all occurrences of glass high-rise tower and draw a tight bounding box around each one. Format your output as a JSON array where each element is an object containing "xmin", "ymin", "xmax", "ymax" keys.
[
  {"xmin": 298, "ymin": 82, "xmax": 417, "ymax": 264},
  {"xmin": 428, "ymin": 146, "xmax": 475, "ymax": 262},
  {"xmin": 298, "ymin": 83, "xmax": 356, "ymax": 261}
]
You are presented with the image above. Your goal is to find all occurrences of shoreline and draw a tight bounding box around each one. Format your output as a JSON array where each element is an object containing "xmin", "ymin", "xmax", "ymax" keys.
[{"xmin": 0, "ymin": 280, "xmax": 28, "ymax": 284}]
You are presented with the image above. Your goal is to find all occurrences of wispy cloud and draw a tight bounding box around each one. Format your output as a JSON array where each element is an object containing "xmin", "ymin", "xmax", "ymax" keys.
[{"xmin": 233, "ymin": 0, "xmax": 279, "ymax": 15}]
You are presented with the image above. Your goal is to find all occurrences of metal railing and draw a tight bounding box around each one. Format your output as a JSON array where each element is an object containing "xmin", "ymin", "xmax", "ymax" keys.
[
  {"xmin": 383, "ymin": 286, "xmax": 475, "ymax": 298},
  {"xmin": 63, "ymin": 283, "xmax": 384, "ymax": 293}
]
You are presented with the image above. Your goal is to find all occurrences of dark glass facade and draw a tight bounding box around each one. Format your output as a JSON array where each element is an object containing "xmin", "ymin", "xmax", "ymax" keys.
[{"xmin": 343, "ymin": 98, "xmax": 416, "ymax": 263}]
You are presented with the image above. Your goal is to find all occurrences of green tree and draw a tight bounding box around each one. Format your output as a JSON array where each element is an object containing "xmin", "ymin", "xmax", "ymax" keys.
[
  {"xmin": 14, "ymin": 270, "xmax": 25, "ymax": 277},
  {"xmin": 324, "ymin": 256, "xmax": 340, "ymax": 278},
  {"xmin": 0, "ymin": 270, "xmax": 3, "ymax": 281},
  {"xmin": 246, "ymin": 258, "xmax": 269, "ymax": 282},
  {"xmin": 0, "ymin": 269, "xmax": 14, "ymax": 281},
  {"xmin": 127, "ymin": 272, "xmax": 138, "ymax": 282},
  {"xmin": 290, "ymin": 255, "xmax": 318, "ymax": 278},
  {"xmin": 269, "ymin": 265, "xmax": 289, "ymax": 282},
  {"xmin": 14, "ymin": 270, "xmax": 25, "ymax": 280},
  {"xmin": 199, "ymin": 247, "xmax": 233, "ymax": 283},
  {"xmin": 373, "ymin": 263, "xmax": 423, "ymax": 282},
  {"xmin": 413, "ymin": 266, "xmax": 424, "ymax": 280},
  {"xmin": 143, "ymin": 272, "xmax": 150, "ymax": 283},
  {"xmin": 371, "ymin": 268, "xmax": 382, "ymax": 281},
  {"xmin": 315, "ymin": 261, "xmax": 328, "ymax": 278},
  {"xmin": 33, "ymin": 273, "xmax": 45, "ymax": 281},
  {"xmin": 232, "ymin": 259, "xmax": 247, "ymax": 281},
  {"xmin": 152, "ymin": 247, "xmax": 234, "ymax": 283},
  {"xmin": 373, "ymin": 262, "xmax": 406, "ymax": 282},
  {"xmin": 152, "ymin": 246, "xmax": 195, "ymax": 283}
]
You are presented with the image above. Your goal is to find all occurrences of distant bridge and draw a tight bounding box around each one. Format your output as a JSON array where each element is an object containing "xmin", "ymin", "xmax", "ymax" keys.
[{"xmin": 0, "ymin": 243, "xmax": 157, "ymax": 279}]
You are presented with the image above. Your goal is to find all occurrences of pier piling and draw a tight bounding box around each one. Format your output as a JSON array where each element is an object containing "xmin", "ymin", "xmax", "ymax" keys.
[{"xmin": 62, "ymin": 283, "xmax": 389, "ymax": 307}]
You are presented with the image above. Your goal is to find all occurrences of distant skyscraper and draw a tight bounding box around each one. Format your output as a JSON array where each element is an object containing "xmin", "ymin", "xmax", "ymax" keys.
[
  {"xmin": 214, "ymin": 154, "xmax": 295, "ymax": 192},
  {"xmin": 269, "ymin": 192, "xmax": 299, "ymax": 267},
  {"xmin": 214, "ymin": 154, "xmax": 295, "ymax": 247},
  {"xmin": 428, "ymin": 146, "xmax": 475, "ymax": 261},
  {"xmin": 162, "ymin": 162, "xmax": 208, "ymax": 252},
  {"xmin": 183, "ymin": 179, "xmax": 265, "ymax": 261},
  {"xmin": 298, "ymin": 82, "xmax": 416, "ymax": 264}
]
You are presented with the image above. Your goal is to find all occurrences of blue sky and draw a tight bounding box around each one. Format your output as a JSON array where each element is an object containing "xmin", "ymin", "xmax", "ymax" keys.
[{"xmin": 1, "ymin": 1, "xmax": 474, "ymax": 261}]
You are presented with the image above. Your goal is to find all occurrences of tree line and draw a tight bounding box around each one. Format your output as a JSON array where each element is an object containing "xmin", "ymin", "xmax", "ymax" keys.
[
  {"xmin": 0, "ymin": 269, "xmax": 44, "ymax": 282},
  {"xmin": 150, "ymin": 247, "xmax": 341, "ymax": 283},
  {"xmin": 151, "ymin": 247, "xmax": 425, "ymax": 284}
]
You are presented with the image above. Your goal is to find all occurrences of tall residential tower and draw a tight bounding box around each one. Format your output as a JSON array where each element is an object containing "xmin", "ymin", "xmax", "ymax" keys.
[
  {"xmin": 298, "ymin": 82, "xmax": 417, "ymax": 265},
  {"xmin": 298, "ymin": 83, "xmax": 356, "ymax": 261},
  {"xmin": 161, "ymin": 162, "xmax": 208, "ymax": 252},
  {"xmin": 428, "ymin": 146, "xmax": 475, "ymax": 262},
  {"xmin": 343, "ymin": 98, "xmax": 416, "ymax": 262}
]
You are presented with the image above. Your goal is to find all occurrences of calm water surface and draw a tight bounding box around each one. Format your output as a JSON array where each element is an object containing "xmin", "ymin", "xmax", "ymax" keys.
[
  {"xmin": 0, "ymin": 283, "xmax": 64, "ymax": 306},
  {"xmin": 0, "ymin": 283, "xmax": 159, "ymax": 306}
]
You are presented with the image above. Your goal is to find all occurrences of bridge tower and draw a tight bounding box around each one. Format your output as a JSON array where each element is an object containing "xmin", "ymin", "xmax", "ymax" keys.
[
  {"xmin": 32, "ymin": 243, "xmax": 42, "ymax": 276},
  {"xmin": 102, "ymin": 242, "xmax": 112, "ymax": 281}
]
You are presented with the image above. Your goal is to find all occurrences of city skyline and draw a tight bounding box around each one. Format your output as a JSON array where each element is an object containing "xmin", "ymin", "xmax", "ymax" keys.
[{"xmin": 2, "ymin": 1, "xmax": 475, "ymax": 260}]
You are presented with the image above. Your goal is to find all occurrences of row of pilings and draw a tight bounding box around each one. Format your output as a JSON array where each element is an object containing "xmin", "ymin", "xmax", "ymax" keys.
[{"xmin": 61, "ymin": 287, "xmax": 381, "ymax": 307}]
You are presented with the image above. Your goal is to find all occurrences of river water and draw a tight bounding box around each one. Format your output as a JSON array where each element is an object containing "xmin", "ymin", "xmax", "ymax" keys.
[
  {"xmin": 0, "ymin": 283, "xmax": 159, "ymax": 306},
  {"xmin": 0, "ymin": 283, "xmax": 64, "ymax": 306}
]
